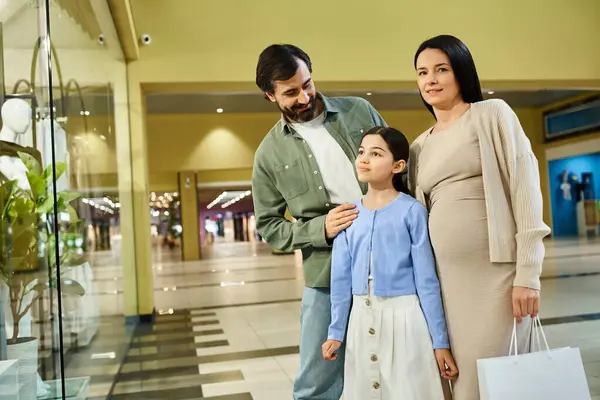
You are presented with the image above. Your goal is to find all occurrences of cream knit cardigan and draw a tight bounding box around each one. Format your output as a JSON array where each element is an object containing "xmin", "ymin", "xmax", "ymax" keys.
[{"xmin": 408, "ymin": 99, "xmax": 551, "ymax": 290}]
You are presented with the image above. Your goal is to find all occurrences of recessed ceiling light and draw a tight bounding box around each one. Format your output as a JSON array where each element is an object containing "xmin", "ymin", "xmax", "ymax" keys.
[
  {"xmin": 366, "ymin": 92, "xmax": 372, "ymax": 96},
  {"xmin": 216, "ymin": 108, "xmax": 224, "ymax": 113},
  {"xmin": 488, "ymin": 91, "xmax": 495, "ymax": 95}
]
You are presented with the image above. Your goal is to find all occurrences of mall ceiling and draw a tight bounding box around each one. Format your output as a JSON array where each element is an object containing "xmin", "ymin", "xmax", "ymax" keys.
[
  {"xmin": 146, "ymin": 89, "xmax": 588, "ymax": 115},
  {"xmin": 59, "ymin": 88, "xmax": 592, "ymax": 117},
  {"xmin": 2, "ymin": 1, "xmax": 100, "ymax": 50},
  {"xmin": 3, "ymin": 3, "xmax": 596, "ymax": 118}
]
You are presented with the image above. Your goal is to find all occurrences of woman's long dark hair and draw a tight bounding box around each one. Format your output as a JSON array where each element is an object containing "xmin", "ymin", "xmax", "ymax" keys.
[
  {"xmin": 414, "ymin": 35, "xmax": 484, "ymax": 119},
  {"xmin": 362, "ymin": 127, "xmax": 410, "ymax": 194}
]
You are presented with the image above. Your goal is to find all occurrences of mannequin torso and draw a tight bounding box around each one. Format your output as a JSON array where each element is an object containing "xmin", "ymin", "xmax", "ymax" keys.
[{"xmin": 0, "ymin": 99, "xmax": 35, "ymax": 190}]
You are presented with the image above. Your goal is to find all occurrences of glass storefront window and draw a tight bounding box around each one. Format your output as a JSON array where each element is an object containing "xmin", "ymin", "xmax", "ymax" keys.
[{"xmin": 1, "ymin": 1, "xmax": 131, "ymax": 398}]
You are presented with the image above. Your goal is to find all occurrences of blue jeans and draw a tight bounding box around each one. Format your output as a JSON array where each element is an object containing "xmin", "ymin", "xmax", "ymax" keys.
[{"xmin": 293, "ymin": 287, "xmax": 344, "ymax": 400}]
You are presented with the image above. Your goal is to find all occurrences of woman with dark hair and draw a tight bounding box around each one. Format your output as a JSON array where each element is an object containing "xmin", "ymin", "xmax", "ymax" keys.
[{"xmin": 408, "ymin": 35, "xmax": 551, "ymax": 399}]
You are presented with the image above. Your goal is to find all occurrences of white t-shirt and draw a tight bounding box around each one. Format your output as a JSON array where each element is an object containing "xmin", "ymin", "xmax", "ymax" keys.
[{"xmin": 291, "ymin": 113, "xmax": 362, "ymax": 205}]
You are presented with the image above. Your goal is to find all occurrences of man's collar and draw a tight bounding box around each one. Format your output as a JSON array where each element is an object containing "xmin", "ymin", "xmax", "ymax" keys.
[
  {"xmin": 320, "ymin": 92, "xmax": 340, "ymax": 115},
  {"xmin": 277, "ymin": 92, "xmax": 339, "ymax": 135}
]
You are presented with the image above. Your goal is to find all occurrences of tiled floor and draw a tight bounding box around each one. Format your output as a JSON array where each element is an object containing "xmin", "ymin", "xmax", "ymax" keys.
[{"xmin": 61, "ymin": 237, "xmax": 600, "ymax": 399}]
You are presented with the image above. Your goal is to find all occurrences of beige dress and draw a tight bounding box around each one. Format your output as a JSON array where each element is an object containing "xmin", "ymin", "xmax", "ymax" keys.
[{"xmin": 417, "ymin": 117, "xmax": 531, "ymax": 400}]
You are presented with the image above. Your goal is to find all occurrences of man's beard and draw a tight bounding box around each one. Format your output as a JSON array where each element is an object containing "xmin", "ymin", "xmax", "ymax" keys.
[{"xmin": 279, "ymin": 96, "xmax": 318, "ymax": 123}]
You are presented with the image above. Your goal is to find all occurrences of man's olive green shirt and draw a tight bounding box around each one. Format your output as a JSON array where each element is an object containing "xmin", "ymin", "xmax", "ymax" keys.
[{"xmin": 251, "ymin": 94, "xmax": 387, "ymax": 288}]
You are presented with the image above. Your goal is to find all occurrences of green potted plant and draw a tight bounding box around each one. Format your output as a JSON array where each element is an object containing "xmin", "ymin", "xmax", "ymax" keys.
[{"xmin": 0, "ymin": 152, "xmax": 85, "ymax": 400}]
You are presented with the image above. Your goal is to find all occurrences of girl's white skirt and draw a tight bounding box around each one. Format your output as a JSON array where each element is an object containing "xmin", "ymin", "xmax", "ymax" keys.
[{"xmin": 343, "ymin": 283, "xmax": 445, "ymax": 400}]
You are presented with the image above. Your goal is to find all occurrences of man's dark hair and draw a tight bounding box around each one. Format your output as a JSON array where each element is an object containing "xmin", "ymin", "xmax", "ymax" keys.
[{"xmin": 256, "ymin": 44, "xmax": 312, "ymax": 95}]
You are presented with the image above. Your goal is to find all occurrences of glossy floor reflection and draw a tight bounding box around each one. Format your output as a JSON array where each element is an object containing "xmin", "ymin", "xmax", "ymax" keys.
[{"xmin": 73, "ymin": 237, "xmax": 600, "ymax": 399}]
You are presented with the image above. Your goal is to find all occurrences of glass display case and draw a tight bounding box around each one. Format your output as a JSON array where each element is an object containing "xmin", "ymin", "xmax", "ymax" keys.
[{"xmin": 0, "ymin": 1, "xmax": 131, "ymax": 398}]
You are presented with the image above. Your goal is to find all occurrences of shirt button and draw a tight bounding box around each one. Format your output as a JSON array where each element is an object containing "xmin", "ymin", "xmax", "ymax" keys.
[
  {"xmin": 368, "ymin": 328, "xmax": 375, "ymax": 335},
  {"xmin": 373, "ymin": 382, "xmax": 380, "ymax": 390},
  {"xmin": 309, "ymin": 154, "xmax": 313, "ymax": 158},
  {"xmin": 285, "ymin": 165, "xmax": 289, "ymax": 169},
  {"xmin": 314, "ymin": 170, "xmax": 318, "ymax": 175},
  {"xmin": 360, "ymin": 129, "xmax": 364, "ymax": 133},
  {"xmin": 318, "ymin": 186, "xmax": 323, "ymax": 190},
  {"xmin": 371, "ymin": 354, "xmax": 378, "ymax": 362},
  {"xmin": 365, "ymin": 299, "xmax": 371, "ymax": 307},
  {"xmin": 325, "ymin": 203, "xmax": 330, "ymax": 207}
]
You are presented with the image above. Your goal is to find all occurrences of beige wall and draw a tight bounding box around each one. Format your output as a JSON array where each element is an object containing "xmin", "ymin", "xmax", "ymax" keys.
[
  {"xmin": 143, "ymin": 110, "xmax": 436, "ymax": 194},
  {"xmin": 146, "ymin": 113, "xmax": 269, "ymax": 173},
  {"xmin": 129, "ymin": 0, "xmax": 600, "ymax": 86},
  {"xmin": 145, "ymin": 106, "xmax": 600, "ymax": 229},
  {"xmin": 144, "ymin": 108, "xmax": 539, "ymax": 173},
  {"xmin": 71, "ymin": 103, "xmax": 600, "ymax": 229},
  {"xmin": 66, "ymin": 108, "xmax": 436, "ymax": 190}
]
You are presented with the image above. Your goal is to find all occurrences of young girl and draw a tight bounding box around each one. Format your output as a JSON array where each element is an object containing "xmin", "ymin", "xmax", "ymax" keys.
[{"xmin": 322, "ymin": 127, "xmax": 458, "ymax": 399}]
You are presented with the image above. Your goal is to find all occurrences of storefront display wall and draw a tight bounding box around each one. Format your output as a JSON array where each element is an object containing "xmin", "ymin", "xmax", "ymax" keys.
[{"xmin": 0, "ymin": 1, "xmax": 138, "ymax": 398}]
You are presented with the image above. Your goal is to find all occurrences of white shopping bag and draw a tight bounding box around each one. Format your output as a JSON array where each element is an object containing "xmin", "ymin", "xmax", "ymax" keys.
[{"xmin": 477, "ymin": 316, "xmax": 591, "ymax": 400}]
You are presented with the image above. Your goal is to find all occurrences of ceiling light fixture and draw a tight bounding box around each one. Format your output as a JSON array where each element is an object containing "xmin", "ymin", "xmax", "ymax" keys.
[
  {"xmin": 366, "ymin": 92, "xmax": 372, "ymax": 96},
  {"xmin": 222, "ymin": 190, "xmax": 252, "ymax": 209},
  {"xmin": 216, "ymin": 108, "xmax": 224, "ymax": 113},
  {"xmin": 488, "ymin": 91, "xmax": 495, "ymax": 95},
  {"xmin": 207, "ymin": 191, "xmax": 228, "ymax": 209}
]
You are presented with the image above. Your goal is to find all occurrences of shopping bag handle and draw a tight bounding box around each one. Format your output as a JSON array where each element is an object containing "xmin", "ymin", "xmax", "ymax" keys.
[
  {"xmin": 532, "ymin": 316, "xmax": 550, "ymax": 353},
  {"xmin": 508, "ymin": 315, "xmax": 550, "ymax": 357}
]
